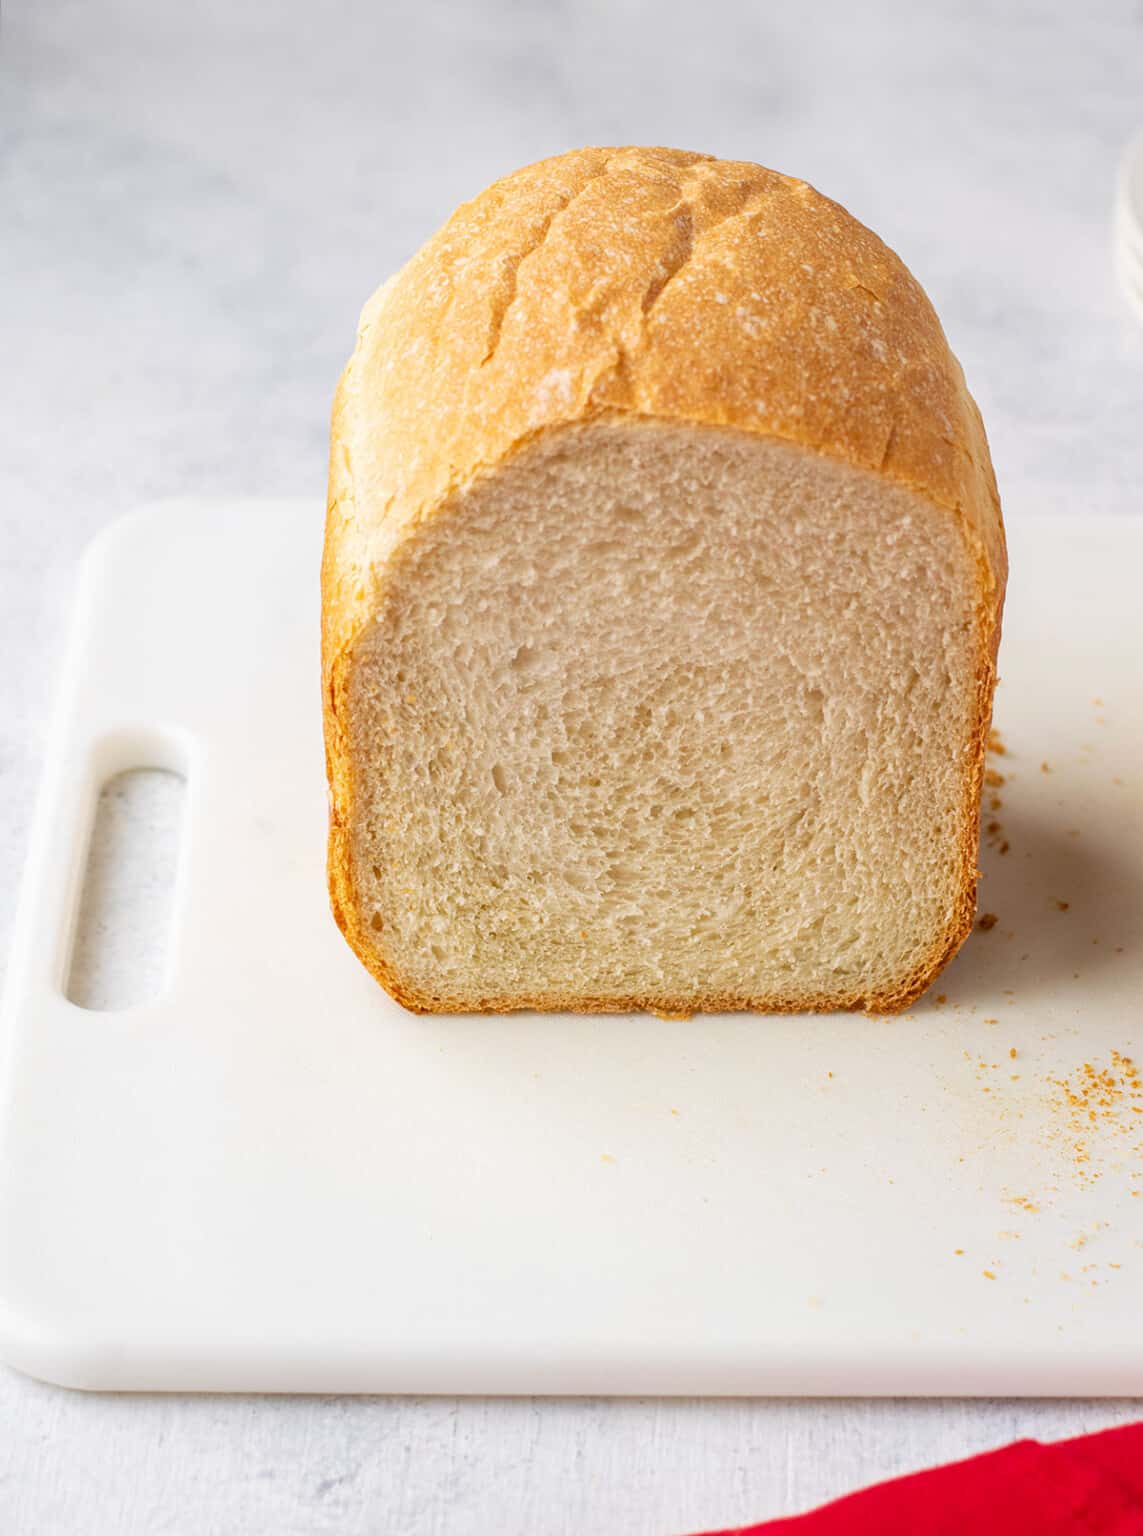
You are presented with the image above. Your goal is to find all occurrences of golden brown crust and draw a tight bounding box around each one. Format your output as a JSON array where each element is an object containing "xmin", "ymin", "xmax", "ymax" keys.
[{"xmin": 322, "ymin": 145, "xmax": 1007, "ymax": 1015}]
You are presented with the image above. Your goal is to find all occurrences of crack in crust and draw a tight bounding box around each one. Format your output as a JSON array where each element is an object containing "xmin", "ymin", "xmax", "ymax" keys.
[
  {"xmin": 479, "ymin": 155, "xmax": 617, "ymax": 368},
  {"xmin": 640, "ymin": 201, "xmax": 696, "ymax": 316}
]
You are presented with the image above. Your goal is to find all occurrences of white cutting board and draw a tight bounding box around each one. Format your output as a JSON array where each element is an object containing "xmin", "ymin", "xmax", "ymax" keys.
[{"xmin": 0, "ymin": 504, "xmax": 1140, "ymax": 1395}]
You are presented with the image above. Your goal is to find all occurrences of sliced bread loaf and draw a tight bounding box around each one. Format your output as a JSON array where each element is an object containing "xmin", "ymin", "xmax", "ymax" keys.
[{"xmin": 323, "ymin": 146, "xmax": 1006, "ymax": 1014}]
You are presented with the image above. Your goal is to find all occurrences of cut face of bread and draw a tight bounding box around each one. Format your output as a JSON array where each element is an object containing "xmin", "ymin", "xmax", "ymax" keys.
[{"xmin": 343, "ymin": 416, "xmax": 985, "ymax": 1013}]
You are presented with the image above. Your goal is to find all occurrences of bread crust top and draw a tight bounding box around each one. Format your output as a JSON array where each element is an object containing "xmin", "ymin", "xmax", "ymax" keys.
[{"xmin": 325, "ymin": 146, "xmax": 1004, "ymax": 680}]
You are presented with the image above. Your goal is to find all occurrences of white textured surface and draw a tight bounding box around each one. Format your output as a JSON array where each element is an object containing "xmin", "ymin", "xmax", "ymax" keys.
[
  {"xmin": 1, "ymin": 1, "xmax": 1142, "ymax": 1532},
  {"xmin": 4, "ymin": 507, "xmax": 1140, "ymax": 1401}
]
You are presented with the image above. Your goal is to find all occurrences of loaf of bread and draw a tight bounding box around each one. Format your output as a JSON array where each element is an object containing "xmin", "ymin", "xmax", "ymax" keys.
[{"xmin": 322, "ymin": 146, "xmax": 1006, "ymax": 1015}]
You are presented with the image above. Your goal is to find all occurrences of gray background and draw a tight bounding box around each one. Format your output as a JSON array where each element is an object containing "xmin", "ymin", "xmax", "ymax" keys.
[{"xmin": 2, "ymin": 1, "xmax": 1143, "ymax": 1532}]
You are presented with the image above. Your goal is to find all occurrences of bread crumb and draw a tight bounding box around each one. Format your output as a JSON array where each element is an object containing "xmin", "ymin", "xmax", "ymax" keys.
[
  {"xmin": 989, "ymin": 794, "xmax": 1002, "ymax": 811},
  {"xmin": 987, "ymin": 729, "xmax": 1007, "ymax": 755},
  {"xmin": 1041, "ymin": 1052, "xmax": 1142, "ymax": 1187},
  {"xmin": 977, "ymin": 913, "xmax": 999, "ymax": 931},
  {"xmin": 982, "ymin": 1270, "xmax": 997, "ymax": 1280},
  {"xmin": 999, "ymin": 841, "xmax": 1009, "ymax": 855},
  {"xmin": 954, "ymin": 1247, "xmax": 964, "ymax": 1255},
  {"xmin": 600, "ymin": 1153, "xmax": 616, "ymax": 1164},
  {"xmin": 984, "ymin": 1017, "xmax": 999, "ymax": 1025},
  {"xmin": 1010, "ymin": 1047, "xmax": 1018, "ymax": 1059},
  {"xmin": 1040, "ymin": 761, "xmax": 1051, "ymax": 773},
  {"xmin": 1055, "ymin": 900, "xmax": 1070, "ymax": 912},
  {"xmin": 935, "ymin": 993, "xmax": 947, "ymax": 1005},
  {"xmin": 984, "ymin": 768, "xmax": 1005, "ymax": 788}
]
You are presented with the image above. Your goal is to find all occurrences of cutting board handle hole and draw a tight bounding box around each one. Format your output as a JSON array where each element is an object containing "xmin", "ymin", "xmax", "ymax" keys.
[{"xmin": 66, "ymin": 767, "xmax": 186, "ymax": 1011}]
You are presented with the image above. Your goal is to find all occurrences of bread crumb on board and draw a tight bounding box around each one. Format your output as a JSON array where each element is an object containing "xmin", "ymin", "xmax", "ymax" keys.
[
  {"xmin": 977, "ymin": 913, "xmax": 999, "ymax": 931},
  {"xmin": 1054, "ymin": 899, "xmax": 1070, "ymax": 912},
  {"xmin": 964, "ymin": 1048, "xmax": 1141, "ymax": 1300},
  {"xmin": 987, "ymin": 728, "xmax": 1007, "ymax": 756},
  {"xmin": 1043, "ymin": 1053, "xmax": 1143, "ymax": 1189},
  {"xmin": 983, "ymin": 814, "xmax": 1010, "ymax": 857},
  {"xmin": 1008, "ymin": 1196, "xmax": 1040, "ymax": 1213}
]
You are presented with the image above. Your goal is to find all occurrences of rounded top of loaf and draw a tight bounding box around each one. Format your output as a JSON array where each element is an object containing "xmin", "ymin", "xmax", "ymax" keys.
[{"xmin": 325, "ymin": 146, "xmax": 1004, "ymax": 665}]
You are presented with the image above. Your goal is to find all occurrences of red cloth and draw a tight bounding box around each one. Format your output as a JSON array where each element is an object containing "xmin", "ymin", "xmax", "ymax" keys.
[{"xmin": 691, "ymin": 1422, "xmax": 1143, "ymax": 1535}]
